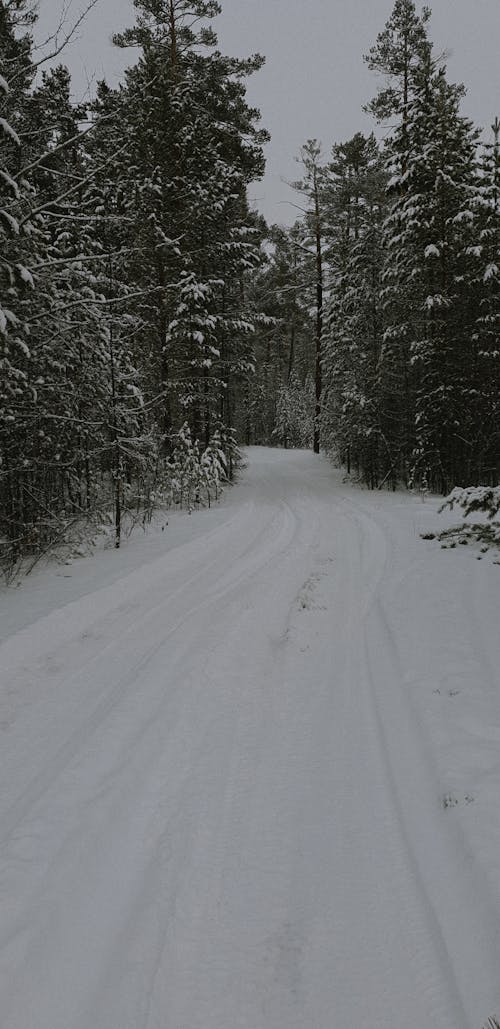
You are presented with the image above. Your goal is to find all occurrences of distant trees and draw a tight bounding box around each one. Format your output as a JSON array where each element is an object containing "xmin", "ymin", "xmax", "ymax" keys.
[
  {"xmin": 274, "ymin": 373, "xmax": 314, "ymax": 450},
  {"xmin": 244, "ymin": 222, "xmax": 315, "ymax": 446}
]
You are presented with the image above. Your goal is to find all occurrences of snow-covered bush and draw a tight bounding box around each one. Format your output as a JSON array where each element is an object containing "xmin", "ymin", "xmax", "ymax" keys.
[
  {"xmin": 200, "ymin": 431, "xmax": 227, "ymax": 507},
  {"xmin": 214, "ymin": 424, "xmax": 243, "ymax": 481},
  {"xmin": 440, "ymin": 486, "xmax": 500, "ymax": 521},
  {"xmin": 423, "ymin": 485, "xmax": 500, "ymax": 553},
  {"xmin": 166, "ymin": 423, "xmax": 235, "ymax": 510},
  {"xmin": 167, "ymin": 424, "xmax": 202, "ymax": 509}
]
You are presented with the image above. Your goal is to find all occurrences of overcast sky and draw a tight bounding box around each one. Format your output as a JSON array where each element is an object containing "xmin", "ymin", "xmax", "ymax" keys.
[{"xmin": 35, "ymin": 0, "xmax": 500, "ymax": 225}]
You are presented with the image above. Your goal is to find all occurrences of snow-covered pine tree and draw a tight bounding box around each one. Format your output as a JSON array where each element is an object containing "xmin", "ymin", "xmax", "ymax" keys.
[
  {"xmin": 167, "ymin": 422, "xmax": 202, "ymax": 509},
  {"xmin": 380, "ymin": 55, "xmax": 479, "ymax": 491},
  {"xmin": 463, "ymin": 118, "xmax": 500, "ymax": 483},
  {"xmin": 19, "ymin": 65, "xmax": 103, "ymax": 528},
  {"xmin": 290, "ymin": 141, "xmax": 326, "ymax": 453},
  {"xmin": 200, "ymin": 428, "xmax": 227, "ymax": 506},
  {"xmin": 365, "ymin": 0, "xmax": 483, "ymax": 491},
  {"xmin": 321, "ymin": 133, "xmax": 387, "ymax": 485},
  {"xmin": 0, "ymin": 0, "xmax": 47, "ymax": 561},
  {"xmin": 362, "ymin": 0, "xmax": 433, "ymax": 486},
  {"xmin": 0, "ymin": 5, "xmax": 159, "ymax": 565},
  {"xmin": 364, "ymin": 0, "xmax": 432, "ymax": 139},
  {"xmin": 0, "ymin": 0, "xmax": 268, "ymax": 570},
  {"xmin": 81, "ymin": 80, "xmax": 165, "ymax": 546},
  {"xmin": 113, "ymin": 0, "xmax": 268, "ymax": 463}
]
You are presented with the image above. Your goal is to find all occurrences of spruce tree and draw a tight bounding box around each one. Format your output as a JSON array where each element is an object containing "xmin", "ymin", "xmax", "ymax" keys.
[
  {"xmin": 464, "ymin": 119, "xmax": 500, "ymax": 483},
  {"xmin": 290, "ymin": 141, "xmax": 326, "ymax": 453},
  {"xmin": 113, "ymin": 0, "xmax": 267, "ymax": 454},
  {"xmin": 0, "ymin": 1, "xmax": 46, "ymax": 555},
  {"xmin": 378, "ymin": 54, "xmax": 479, "ymax": 490},
  {"xmin": 321, "ymin": 134, "xmax": 387, "ymax": 485}
]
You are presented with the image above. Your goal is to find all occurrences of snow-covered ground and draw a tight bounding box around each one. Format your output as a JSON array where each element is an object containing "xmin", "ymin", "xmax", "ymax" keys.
[{"xmin": 1, "ymin": 447, "xmax": 499, "ymax": 1029}]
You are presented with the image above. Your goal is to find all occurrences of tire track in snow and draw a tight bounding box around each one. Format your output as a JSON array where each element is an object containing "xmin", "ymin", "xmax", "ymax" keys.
[
  {"xmin": 307, "ymin": 495, "xmax": 467, "ymax": 1028},
  {"xmin": 0, "ymin": 497, "xmax": 297, "ymax": 840},
  {"xmin": 361, "ymin": 611, "xmax": 469, "ymax": 1029},
  {"xmin": 0, "ymin": 477, "xmax": 315, "ymax": 1029},
  {"xmin": 1, "ymin": 449, "xmax": 500, "ymax": 1029},
  {"xmin": 356, "ymin": 502, "xmax": 500, "ymax": 1027}
]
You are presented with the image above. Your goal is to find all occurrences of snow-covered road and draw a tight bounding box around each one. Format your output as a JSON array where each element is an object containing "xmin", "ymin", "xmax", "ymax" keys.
[{"xmin": 1, "ymin": 448, "xmax": 500, "ymax": 1029}]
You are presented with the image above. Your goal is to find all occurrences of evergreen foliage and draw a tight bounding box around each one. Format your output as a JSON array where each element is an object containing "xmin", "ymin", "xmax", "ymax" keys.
[
  {"xmin": 321, "ymin": 133, "xmax": 386, "ymax": 485},
  {"xmin": 0, "ymin": 0, "xmax": 267, "ymax": 573},
  {"xmin": 427, "ymin": 484, "xmax": 500, "ymax": 551},
  {"xmin": 1, "ymin": 0, "xmax": 499, "ymax": 577},
  {"xmin": 246, "ymin": 223, "xmax": 315, "ymax": 446},
  {"xmin": 264, "ymin": 0, "xmax": 500, "ymax": 492},
  {"xmin": 274, "ymin": 373, "xmax": 314, "ymax": 450}
]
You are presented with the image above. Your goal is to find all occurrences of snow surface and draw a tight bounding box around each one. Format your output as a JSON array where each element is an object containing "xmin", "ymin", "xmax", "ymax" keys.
[{"xmin": 1, "ymin": 447, "xmax": 500, "ymax": 1029}]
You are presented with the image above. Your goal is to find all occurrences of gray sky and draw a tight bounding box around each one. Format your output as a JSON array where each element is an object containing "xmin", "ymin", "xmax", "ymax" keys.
[{"xmin": 35, "ymin": 0, "xmax": 500, "ymax": 225}]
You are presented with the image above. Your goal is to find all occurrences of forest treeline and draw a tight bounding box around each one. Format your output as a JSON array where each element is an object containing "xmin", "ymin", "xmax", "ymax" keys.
[
  {"xmin": 1, "ymin": 0, "xmax": 499, "ymax": 572},
  {"xmin": 1, "ymin": 0, "xmax": 269, "ymax": 568},
  {"xmin": 258, "ymin": 1, "xmax": 500, "ymax": 494}
]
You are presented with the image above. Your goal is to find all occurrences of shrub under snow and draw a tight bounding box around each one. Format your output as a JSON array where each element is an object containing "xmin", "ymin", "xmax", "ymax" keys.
[{"xmin": 429, "ymin": 486, "xmax": 500, "ymax": 553}]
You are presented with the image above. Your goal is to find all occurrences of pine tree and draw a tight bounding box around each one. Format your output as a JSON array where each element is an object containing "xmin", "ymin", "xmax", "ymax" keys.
[
  {"xmin": 464, "ymin": 119, "xmax": 500, "ymax": 483},
  {"xmin": 321, "ymin": 133, "xmax": 387, "ymax": 485},
  {"xmin": 291, "ymin": 141, "xmax": 326, "ymax": 453},
  {"xmin": 0, "ymin": 1, "xmax": 47, "ymax": 557},
  {"xmin": 362, "ymin": 1, "xmax": 433, "ymax": 485},
  {"xmin": 378, "ymin": 53, "xmax": 480, "ymax": 490},
  {"xmin": 364, "ymin": 0, "xmax": 432, "ymax": 131},
  {"xmin": 113, "ymin": 0, "xmax": 268, "ymax": 457},
  {"xmin": 361, "ymin": 0, "xmax": 484, "ymax": 490},
  {"xmin": 22, "ymin": 65, "xmax": 100, "ymax": 524}
]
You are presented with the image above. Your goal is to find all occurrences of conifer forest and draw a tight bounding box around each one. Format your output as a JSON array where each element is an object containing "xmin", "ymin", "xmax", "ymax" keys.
[
  {"xmin": 1, "ymin": 0, "xmax": 499, "ymax": 569},
  {"xmin": 2, "ymin": 5, "xmax": 500, "ymax": 1028}
]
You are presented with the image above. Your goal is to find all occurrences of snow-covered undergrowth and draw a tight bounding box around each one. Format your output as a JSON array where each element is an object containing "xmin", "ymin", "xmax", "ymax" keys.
[
  {"xmin": 420, "ymin": 485, "xmax": 500, "ymax": 557},
  {"xmin": 0, "ymin": 424, "xmax": 240, "ymax": 585},
  {"xmin": 166, "ymin": 423, "xmax": 237, "ymax": 511}
]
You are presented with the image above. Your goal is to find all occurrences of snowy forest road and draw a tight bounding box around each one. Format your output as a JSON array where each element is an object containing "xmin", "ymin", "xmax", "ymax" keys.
[{"xmin": 1, "ymin": 448, "xmax": 500, "ymax": 1029}]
